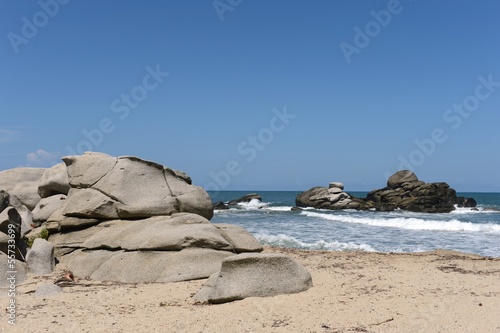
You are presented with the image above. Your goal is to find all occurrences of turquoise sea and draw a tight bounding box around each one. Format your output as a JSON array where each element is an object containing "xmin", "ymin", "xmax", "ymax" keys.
[{"xmin": 209, "ymin": 191, "xmax": 500, "ymax": 257}]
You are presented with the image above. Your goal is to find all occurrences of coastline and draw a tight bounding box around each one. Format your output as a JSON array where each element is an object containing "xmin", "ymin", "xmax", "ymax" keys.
[{"xmin": 2, "ymin": 246, "xmax": 499, "ymax": 333}]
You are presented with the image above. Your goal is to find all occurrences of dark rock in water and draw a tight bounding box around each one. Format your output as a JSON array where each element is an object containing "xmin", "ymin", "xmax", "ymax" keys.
[
  {"xmin": 0, "ymin": 190, "xmax": 9, "ymax": 214},
  {"xmin": 291, "ymin": 207, "xmax": 303, "ymax": 211},
  {"xmin": 228, "ymin": 193, "xmax": 262, "ymax": 206},
  {"xmin": 296, "ymin": 171, "xmax": 461, "ymax": 213},
  {"xmin": 213, "ymin": 201, "xmax": 230, "ymax": 210},
  {"xmin": 367, "ymin": 172, "xmax": 457, "ymax": 213},
  {"xmin": 456, "ymin": 197, "xmax": 477, "ymax": 208}
]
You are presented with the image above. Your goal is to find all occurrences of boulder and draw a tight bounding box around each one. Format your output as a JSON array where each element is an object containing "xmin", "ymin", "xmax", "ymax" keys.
[
  {"xmin": 45, "ymin": 208, "xmax": 100, "ymax": 232},
  {"xmin": 0, "ymin": 252, "xmax": 28, "ymax": 287},
  {"xmin": 172, "ymin": 169, "xmax": 192, "ymax": 185},
  {"xmin": 193, "ymin": 253, "xmax": 313, "ymax": 304},
  {"xmin": 228, "ymin": 193, "xmax": 262, "ymax": 206},
  {"xmin": 328, "ymin": 182, "xmax": 344, "ymax": 190},
  {"xmin": 61, "ymin": 153, "xmax": 213, "ymax": 220},
  {"xmin": 214, "ymin": 224, "xmax": 263, "ymax": 253},
  {"xmin": 32, "ymin": 194, "xmax": 67, "ymax": 225},
  {"xmin": 0, "ymin": 190, "xmax": 9, "ymax": 213},
  {"xmin": 213, "ymin": 201, "xmax": 230, "ymax": 210},
  {"xmin": 366, "ymin": 173, "xmax": 457, "ymax": 213},
  {"xmin": 387, "ymin": 170, "xmax": 418, "ymax": 189},
  {"xmin": 296, "ymin": 186, "xmax": 371, "ymax": 210},
  {"xmin": 38, "ymin": 163, "xmax": 70, "ymax": 198},
  {"xmin": 58, "ymin": 248, "xmax": 234, "ymax": 283},
  {"xmin": 0, "ymin": 168, "xmax": 46, "ymax": 210},
  {"xmin": 0, "ymin": 207, "xmax": 29, "ymax": 260},
  {"xmin": 26, "ymin": 238, "xmax": 55, "ymax": 275},
  {"xmin": 456, "ymin": 197, "xmax": 477, "ymax": 208},
  {"xmin": 49, "ymin": 213, "xmax": 238, "ymax": 253}
]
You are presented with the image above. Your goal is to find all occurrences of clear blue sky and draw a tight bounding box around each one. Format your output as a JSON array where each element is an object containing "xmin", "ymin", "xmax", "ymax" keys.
[{"xmin": 1, "ymin": 1, "xmax": 499, "ymax": 192}]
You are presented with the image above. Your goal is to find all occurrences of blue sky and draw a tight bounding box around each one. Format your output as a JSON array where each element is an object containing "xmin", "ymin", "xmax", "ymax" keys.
[{"xmin": 1, "ymin": 1, "xmax": 499, "ymax": 192}]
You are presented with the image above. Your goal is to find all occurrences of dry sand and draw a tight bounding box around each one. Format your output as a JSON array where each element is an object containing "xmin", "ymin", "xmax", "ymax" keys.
[{"xmin": 1, "ymin": 247, "xmax": 499, "ymax": 333}]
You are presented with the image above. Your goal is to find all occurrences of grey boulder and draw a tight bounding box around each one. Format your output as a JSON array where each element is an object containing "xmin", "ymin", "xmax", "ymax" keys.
[
  {"xmin": 38, "ymin": 163, "xmax": 70, "ymax": 198},
  {"xmin": 194, "ymin": 253, "xmax": 313, "ymax": 304},
  {"xmin": 0, "ymin": 168, "xmax": 46, "ymax": 210},
  {"xmin": 32, "ymin": 194, "xmax": 67, "ymax": 225},
  {"xmin": 59, "ymin": 248, "xmax": 234, "ymax": 283},
  {"xmin": 61, "ymin": 153, "xmax": 213, "ymax": 220},
  {"xmin": 26, "ymin": 238, "xmax": 55, "ymax": 275}
]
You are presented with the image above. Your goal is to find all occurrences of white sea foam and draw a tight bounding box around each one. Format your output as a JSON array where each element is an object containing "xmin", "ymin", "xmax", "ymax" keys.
[
  {"xmin": 264, "ymin": 206, "xmax": 294, "ymax": 212},
  {"xmin": 301, "ymin": 211, "xmax": 500, "ymax": 233},
  {"xmin": 255, "ymin": 233, "xmax": 376, "ymax": 252},
  {"xmin": 237, "ymin": 198, "xmax": 268, "ymax": 210}
]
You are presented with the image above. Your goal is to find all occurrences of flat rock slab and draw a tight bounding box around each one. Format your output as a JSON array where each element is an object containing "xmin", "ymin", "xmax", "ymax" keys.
[
  {"xmin": 194, "ymin": 253, "xmax": 313, "ymax": 304},
  {"xmin": 59, "ymin": 248, "xmax": 234, "ymax": 283}
]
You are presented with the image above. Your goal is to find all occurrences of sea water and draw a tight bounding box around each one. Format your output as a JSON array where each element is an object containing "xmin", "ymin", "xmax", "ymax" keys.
[{"xmin": 209, "ymin": 191, "xmax": 500, "ymax": 257}]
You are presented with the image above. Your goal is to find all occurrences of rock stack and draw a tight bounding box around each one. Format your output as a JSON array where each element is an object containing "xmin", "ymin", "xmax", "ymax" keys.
[
  {"xmin": 296, "ymin": 182, "xmax": 371, "ymax": 210},
  {"xmin": 0, "ymin": 152, "xmax": 312, "ymax": 303},
  {"xmin": 296, "ymin": 170, "xmax": 476, "ymax": 213}
]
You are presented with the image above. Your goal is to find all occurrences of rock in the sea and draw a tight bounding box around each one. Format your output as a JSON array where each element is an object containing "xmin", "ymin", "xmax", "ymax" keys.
[
  {"xmin": 213, "ymin": 201, "xmax": 230, "ymax": 210},
  {"xmin": 296, "ymin": 186, "xmax": 371, "ymax": 210},
  {"xmin": 194, "ymin": 253, "xmax": 313, "ymax": 304},
  {"xmin": 227, "ymin": 193, "xmax": 262, "ymax": 206},
  {"xmin": 456, "ymin": 197, "xmax": 477, "ymax": 208},
  {"xmin": 26, "ymin": 238, "xmax": 55, "ymax": 275},
  {"xmin": 0, "ymin": 168, "xmax": 46, "ymax": 210},
  {"xmin": 387, "ymin": 170, "xmax": 419, "ymax": 189},
  {"xmin": 328, "ymin": 182, "xmax": 344, "ymax": 190},
  {"xmin": 61, "ymin": 152, "xmax": 213, "ymax": 220},
  {"xmin": 38, "ymin": 163, "xmax": 70, "ymax": 198},
  {"xmin": 367, "ymin": 172, "xmax": 457, "ymax": 213}
]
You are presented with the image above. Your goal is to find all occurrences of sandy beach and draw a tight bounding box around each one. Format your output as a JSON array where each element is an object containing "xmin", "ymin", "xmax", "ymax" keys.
[{"xmin": 1, "ymin": 246, "xmax": 499, "ymax": 333}]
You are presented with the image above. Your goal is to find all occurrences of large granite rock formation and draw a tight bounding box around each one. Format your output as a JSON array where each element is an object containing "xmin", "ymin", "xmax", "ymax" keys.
[
  {"xmin": 0, "ymin": 152, "xmax": 313, "ymax": 302},
  {"xmin": 296, "ymin": 170, "xmax": 474, "ymax": 213},
  {"xmin": 0, "ymin": 168, "xmax": 46, "ymax": 210},
  {"xmin": 367, "ymin": 171, "xmax": 457, "ymax": 213}
]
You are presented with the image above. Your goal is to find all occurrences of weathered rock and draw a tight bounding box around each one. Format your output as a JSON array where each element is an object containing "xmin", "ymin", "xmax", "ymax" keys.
[
  {"xmin": 228, "ymin": 193, "xmax": 262, "ymax": 206},
  {"xmin": 193, "ymin": 253, "xmax": 313, "ymax": 304},
  {"xmin": 38, "ymin": 163, "xmax": 70, "ymax": 198},
  {"xmin": 0, "ymin": 252, "xmax": 28, "ymax": 287},
  {"xmin": 0, "ymin": 190, "xmax": 9, "ymax": 213},
  {"xmin": 215, "ymin": 224, "xmax": 263, "ymax": 253},
  {"xmin": 49, "ymin": 214, "xmax": 234, "ymax": 252},
  {"xmin": 45, "ymin": 208, "xmax": 100, "ymax": 232},
  {"xmin": 366, "ymin": 172, "xmax": 457, "ymax": 213},
  {"xmin": 387, "ymin": 170, "xmax": 418, "ymax": 189},
  {"xmin": 328, "ymin": 182, "xmax": 344, "ymax": 190},
  {"xmin": 62, "ymin": 153, "xmax": 213, "ymax": 220},
  {"xmin": 59, "ymin": 248, "xmax": 234, "ymax": 283},
  {"xmin": 0, "ymin": 207, "xmax": 28, "ymax": 260},
  {"xmin": 172, "ymin": 169, "xmax": 192, "ymax": 185},
  {"xmin": 0, "ymin": 168, "xmax": 46, "ymax": 210},
  {"xmin": 26, "ymin": 238, "xmax": 55, "ymax": 275},
  {"xmin": 213, "ymin": 201, "xmax": 230, "ymax": 210},
  {"xmin": 291, "ymin": 207, "xmax": 303, "ymax": 211},
  {"xmin": 296, "ymin": 186, "xmax": 371, "ymax": 210},
  {"xmin": 32, "ymin": 194, "xmax": 67, "ymax": 225},
  {"xmin": 456, "ymin": 197, "xmax": 477, "ymax": 208}
]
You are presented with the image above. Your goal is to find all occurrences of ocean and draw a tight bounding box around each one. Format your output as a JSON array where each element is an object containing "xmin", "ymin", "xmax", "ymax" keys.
[{"xmin": 209, "ymin": 191, "xmax": 500, "ymax": 258}]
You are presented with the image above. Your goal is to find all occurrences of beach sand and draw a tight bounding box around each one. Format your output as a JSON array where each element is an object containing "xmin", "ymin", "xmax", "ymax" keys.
[{"xmin": 2, "ymin": 247, "xmax": 499, "ymax": 333}]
